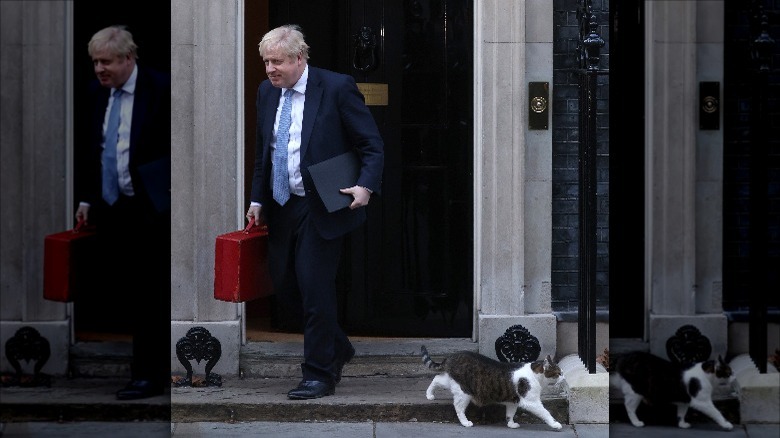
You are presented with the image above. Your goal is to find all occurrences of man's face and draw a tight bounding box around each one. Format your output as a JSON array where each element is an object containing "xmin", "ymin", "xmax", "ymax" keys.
[
  {"xmin": 92, "ymin": 49, "xmax": 134, "ymax": 89},
  {"xmin": 263, "ymin": 47, "xmax": 304, "ymax": 89}
]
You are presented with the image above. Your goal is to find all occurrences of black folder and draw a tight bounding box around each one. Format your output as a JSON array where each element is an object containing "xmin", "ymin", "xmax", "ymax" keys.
[
  {"xmin": 137, "ymin": 156, "xmax": 171, "ymax": 213},
  {"xmin": 307, "ymin": 150, "xmax": 360, "ymax": 212}
]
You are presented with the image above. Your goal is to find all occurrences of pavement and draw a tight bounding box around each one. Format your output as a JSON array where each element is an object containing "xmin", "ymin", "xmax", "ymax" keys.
[
  {"xmin": 2, "ymin": 336, "xmax": 777, "ymax": 437},
  {"xmin": 3, "ymin": 422, "xmax": 780, "ymax": 437}
]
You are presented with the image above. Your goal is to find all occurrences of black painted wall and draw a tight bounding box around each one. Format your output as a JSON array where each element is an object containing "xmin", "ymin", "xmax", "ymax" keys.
[
  {"xmin": 723, "ymin": 1, "xmax": 780, "ymax": 311},
  {"xmin": 549, "ymin": 0, "xmax": 780, "ymax": 320},
  {"xmin": 551, "ymin": 0, "xmax": 610, "ymax": 312}
]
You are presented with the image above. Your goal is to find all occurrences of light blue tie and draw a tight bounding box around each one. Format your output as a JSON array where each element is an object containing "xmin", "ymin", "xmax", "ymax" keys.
[
  {"xmin": 273, "ymin": 89, "xmax": 294, "ymax": 205},
  {"xmin": 102, "ymin": 88, "xmax": 123, "ymax": 205}
]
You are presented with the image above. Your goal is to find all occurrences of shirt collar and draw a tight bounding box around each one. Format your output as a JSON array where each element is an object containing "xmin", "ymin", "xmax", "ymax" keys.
[
  {"xmin": 285, "ymin": 64, "xmax": 308, "ymax": 96},
  {"xmin": 114, "ymin": 64, "xmax": 138, "ymax": 95}
]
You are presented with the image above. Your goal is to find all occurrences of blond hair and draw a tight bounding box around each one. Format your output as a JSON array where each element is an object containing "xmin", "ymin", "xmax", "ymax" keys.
[
  {"xmin": 88, "ymin": 25, "xmax": 138, "ymax": 59},
  {"xmin": 258, "ymin": 24, "xmax": 309, "ymax": 60}
]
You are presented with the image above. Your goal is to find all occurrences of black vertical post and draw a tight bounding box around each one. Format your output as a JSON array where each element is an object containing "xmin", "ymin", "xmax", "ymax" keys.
[
  {"xmin": 576, "ymin": 0, "xmax": 604, "ymax": 374},
  {"xmin": 749, "ymin": 2, "xmax": 773, "ymax": 374}
]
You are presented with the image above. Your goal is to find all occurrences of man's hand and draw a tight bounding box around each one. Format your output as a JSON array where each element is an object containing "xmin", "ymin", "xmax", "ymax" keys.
[
  {"xmin": 246, "ymin": 204, "xmax": 264, "ymax": 227},
  {"xmin": 75, "ymin": 204, "xmax": 90, "ymax": 224},
  {"xmin": 339, "ymin": 185, "xmax": 371, "ymax": 210}
]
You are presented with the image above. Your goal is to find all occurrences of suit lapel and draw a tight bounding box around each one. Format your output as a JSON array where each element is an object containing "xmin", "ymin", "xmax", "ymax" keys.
[
  {"xmin": 94, "ymin": 89, "xmax": 110, "ymax": 150},
  {"xmin": 130, "ymin": 68, "xmax": 148, "ymax": 161},
  {"xmin": 301, "ymin": 67, "xmax": 322, "ymax": 161},
  {"xmin": 263, "ymin": 86, "xmax": 281, "ymax": 170}
]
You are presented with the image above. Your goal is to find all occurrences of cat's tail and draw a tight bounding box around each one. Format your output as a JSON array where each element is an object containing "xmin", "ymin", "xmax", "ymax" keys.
[{"xmin": 420, "ymin": 345, "xmax": 444, "ymax": 370}]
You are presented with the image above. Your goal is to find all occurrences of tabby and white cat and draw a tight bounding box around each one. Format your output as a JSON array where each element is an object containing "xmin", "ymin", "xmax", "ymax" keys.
[
  {"xmin": 612, "ymin": 351, "xmax": 734, "ymax": 430},
  {"xmin": 420, "ymin": 345, "xmax": 563, "ymax": 429}
]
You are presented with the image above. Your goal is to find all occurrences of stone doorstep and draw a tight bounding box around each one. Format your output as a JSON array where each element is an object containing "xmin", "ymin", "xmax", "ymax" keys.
[
  {"xmin": 608, "ymin": 397, "xmax": 742, "ymax": 427},
  {"xmin": 170, "ymin": 376, "xmax": 569, "ymax": 424},
  {"xmin": 565, "ymin": 372, "xmax": 610, "ymax": 424},
  {"xmin": 0, "ymin": 376, "xmax": 568, "ymax": 426},
  {"xmin": 67, "ymin": 341, "xmax": 132, "ymax": 379},
  {"xmin": 238, "ymin": 338, "xmax": 478, "ymax": 379},
  {"xmin": 730, "ymin": 354, "xmax": 780, "ymax": 424},
  {"xmin": 608, "ymin": 385, "xmax": 743, "ymax": 426},
  {"xmin": 0, "ymin": 378, "xmax": 171, "ymax": 422},
  {"xmin": 69, "ymin": 338, "xmax": 477, "ymax": 378},
  {"xmin": 39, "ymin": 338, "xmax": 615, "ymax": 424}
]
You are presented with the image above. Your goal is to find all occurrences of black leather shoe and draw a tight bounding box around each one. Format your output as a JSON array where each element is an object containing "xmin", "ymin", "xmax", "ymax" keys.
[
  {"xmin": 335, "ymin": 345, "xmax": 356, "ymax": 384},
  {"xmin": 287, "ymin": 380, "xmax": 335, "ymax": 400},
  {"xmin": 116, "ymin": 380, "xmax": 164, "ymax": 400}
]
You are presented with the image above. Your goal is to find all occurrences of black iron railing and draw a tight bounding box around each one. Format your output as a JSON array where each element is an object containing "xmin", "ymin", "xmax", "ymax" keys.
[
  {"xmin": 576, "ymin": 0, "xmax": 606, "ymax": 374},
  {"xmin": 749, "ymin": 1, "xmax": 774, "ymax": 374}
]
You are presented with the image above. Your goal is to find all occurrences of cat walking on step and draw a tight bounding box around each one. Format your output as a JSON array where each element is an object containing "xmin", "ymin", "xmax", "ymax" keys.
[
  {"xmin": 420, "ymin": 345, "xmax": 563, "ymax": 429},
  {"xmin": 612, "ymin": 351, "xmax": 734, "ymax": 430}
]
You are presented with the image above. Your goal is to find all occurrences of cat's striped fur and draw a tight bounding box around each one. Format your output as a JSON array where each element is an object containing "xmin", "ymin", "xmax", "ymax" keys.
[
  {"xmin": 421, "ymin": 345, "xmax": 563, "ymax": 429},
  {"xmin": 612, "ymin": 351, "xmax": 734, "ymax": 430}
]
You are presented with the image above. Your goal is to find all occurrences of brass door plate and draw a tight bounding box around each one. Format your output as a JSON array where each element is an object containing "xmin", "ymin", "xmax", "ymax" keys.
[
  {"xmin": 529, "ymin": 82, "xmax": 549, "ymax": 130},
  {"xmin": 356, "ymin": 83, "xmax": 388, "ymax": 106},
  {"xmin": 699, "ymin": 81, "xmax": 719, "ymax": 130}
]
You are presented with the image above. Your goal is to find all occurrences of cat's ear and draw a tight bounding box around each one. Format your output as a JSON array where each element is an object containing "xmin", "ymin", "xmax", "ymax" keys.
[
  {"xmin": 718, "ymin": 355, "xmax": 726, "ymax": 365},
  {"xmin": 546, "ymin": 354, "xmax": 554, "ymax": 364}
]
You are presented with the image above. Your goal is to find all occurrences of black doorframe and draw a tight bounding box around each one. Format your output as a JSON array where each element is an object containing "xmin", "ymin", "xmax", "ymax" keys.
[
  {"xmin": 72, "ymin": 1, "xmax": 171, "ymax": 338},
  {"xmin": 245, "ymin": 0, "xmax": 474, "ymax": 338}
]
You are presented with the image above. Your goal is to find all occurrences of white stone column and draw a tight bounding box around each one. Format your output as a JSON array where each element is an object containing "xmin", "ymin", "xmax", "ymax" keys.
[
  {"xmin": 170, "ymin": 0, "xmax": 243, "ymax": 376},
  {"xmin": 694, "ymin": 1, "xmax": 725, "ymax": 315},
  {"xmin": 0, "ymin": 1, "xmax": 71, "ymax": 376},
  {"xmin": 645, "ymin": 0, "xmax": 727, "ymax": 357},
  {"xmin": 475, "ymin": 0, "xmax": 556, "ymax": 360}
]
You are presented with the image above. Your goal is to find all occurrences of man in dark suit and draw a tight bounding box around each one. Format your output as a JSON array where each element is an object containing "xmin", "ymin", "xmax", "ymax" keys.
[
  {"xmin": 75, "ymin": 25, "xmax": 170, "ymax": 400},
  {"xmin": 246, "ymin": 24, "xmax": 384, "ymax": 399}
]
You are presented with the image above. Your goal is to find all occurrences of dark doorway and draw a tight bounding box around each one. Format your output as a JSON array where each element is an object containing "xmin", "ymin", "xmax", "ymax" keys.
[
  {"xmin": 608, "ymin": 0, "xmax": 645, "ymax": 339},
  {"xmin": 245, "ymin": 0, "xmax": 473, "ymax": 337},
  {"xmin": 72, "ymin": 1, "xmax": 171, "ymax": 340}
]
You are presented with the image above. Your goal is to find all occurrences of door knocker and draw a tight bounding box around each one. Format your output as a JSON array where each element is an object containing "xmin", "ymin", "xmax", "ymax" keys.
[{"xmin": 353, "ymin": 26, "xmax": 378, "ymax": 72}]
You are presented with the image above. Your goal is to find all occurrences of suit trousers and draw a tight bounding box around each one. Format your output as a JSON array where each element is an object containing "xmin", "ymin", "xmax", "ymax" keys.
[
  {"xmin": 97, "ymin": 194, "xmax": 170, "ymax": 386},
  {"xmin": 267, "ymin": 195, "xmax": 352, "ymax": 384}
]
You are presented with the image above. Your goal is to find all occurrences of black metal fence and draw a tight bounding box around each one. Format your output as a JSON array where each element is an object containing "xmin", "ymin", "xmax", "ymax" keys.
[
  {"xmin": 576, "ymin": 0, "xmax": 606, "ymax": 374},
  {"xmin": 749, "ymin": 0, "xmax": 774, "ymax": 374}
]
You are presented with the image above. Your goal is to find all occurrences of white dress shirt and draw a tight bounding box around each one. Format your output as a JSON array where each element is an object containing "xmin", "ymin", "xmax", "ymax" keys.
[
  {"xmin": 272, "ymin": 64, "xmax": 308, "ymax": 197},
  {"xmin": 80, "ymin": 65, "xmax": 138, "ymax": 208},
  {"xmin": 107, "ymin": 64, "xmax": 137, "ymax": 197}
]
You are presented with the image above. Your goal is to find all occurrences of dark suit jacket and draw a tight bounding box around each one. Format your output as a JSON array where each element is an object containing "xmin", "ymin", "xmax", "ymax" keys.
[
  {"xmin": 250, "ymin": 66, "xmax": 384, "ymax": 239},
  {"xmin": 77, "ymin": 64, "xmax": 171, "ymax": 221}
]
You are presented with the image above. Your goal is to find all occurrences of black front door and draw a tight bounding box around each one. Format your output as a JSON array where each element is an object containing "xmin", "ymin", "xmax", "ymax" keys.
[
  {"xmin": 247, "ymin": 0, "xmax": 473, "ymax": 337},
  {"xmin": 72, "ymin": 1, "xmax": 171, "ymax": 340}
]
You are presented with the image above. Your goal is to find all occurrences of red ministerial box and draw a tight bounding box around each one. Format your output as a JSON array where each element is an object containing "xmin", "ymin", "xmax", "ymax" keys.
[
  {"xmin": 214, "ymin": 220, "xmax": 274, "ymax": 302},
  {"xmin": 43, "ymin": 220, "xmax": 98, "ymax": 302}
]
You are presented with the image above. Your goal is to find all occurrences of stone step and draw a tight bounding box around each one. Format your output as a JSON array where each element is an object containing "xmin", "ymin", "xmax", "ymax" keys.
[
  {"xmin": 35, "ymin": 338, "xmax": 571, "ymax": 425},
  {"xmin": 172, "ymin": 376, "xmax": 569, "ymax": 424},
  {"xmin": 0, "ymin": 377, "xmax": 170, "ymax": 422},
  {"xmin": 68, "ymin": 341, "xmax": 132, "ymax": 379},
  {"xmin": 608, "ymin": 386, "xmax": 742, "ymax": 426},
  {"xmin": 70, "ymin": 338, "xmax": 475, "ymax": 379},
  {"xmin": 0, "ymin": 376, "xmax": 569, "ymax": 426},
  {"xmin": 608, "ymin": 397, "xmax": 741, "ymax": 427},
  {"xmin": 238, "ymin": 338, "xmax": 477, "ymax": 378}
]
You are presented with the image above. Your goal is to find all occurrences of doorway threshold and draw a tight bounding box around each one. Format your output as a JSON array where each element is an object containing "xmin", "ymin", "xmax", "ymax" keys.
[
  {"xmin": 246, "ymin": 316, "xmax": 476, "ymax": 355},
  {"xmin": 240, "ymin": 337, "xmax": 476, "ymax": 379},
  {"xmin": 244, "ymin": 336, "xmax": 476, "ymax": 356}
]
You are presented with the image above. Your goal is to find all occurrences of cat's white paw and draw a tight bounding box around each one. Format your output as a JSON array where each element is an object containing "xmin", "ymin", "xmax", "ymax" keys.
[
  {"xmin": 550, "ymin": 421, "xmax": 562, "ymax": 430},
  {"xmin": 507, "ymin": 421, "xmax": 520, "ymax": 429},
  {"xmin": 678, "ymin": 421, "xmax": 691, "ymax": 429},
  {"xmin": 460, "ymin": 420, "xmax": 473, "ymax": 427},
  {"xmin": 630, "ymin": 420, "xmax": 645, "ymax": 428},
  {"xmin": 426, "ymin": 393, "xmax": 435, "ymax": 400},
  {"xmin": 721, "ymin": 421, "xmax": 734, "ymax": 430}
]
